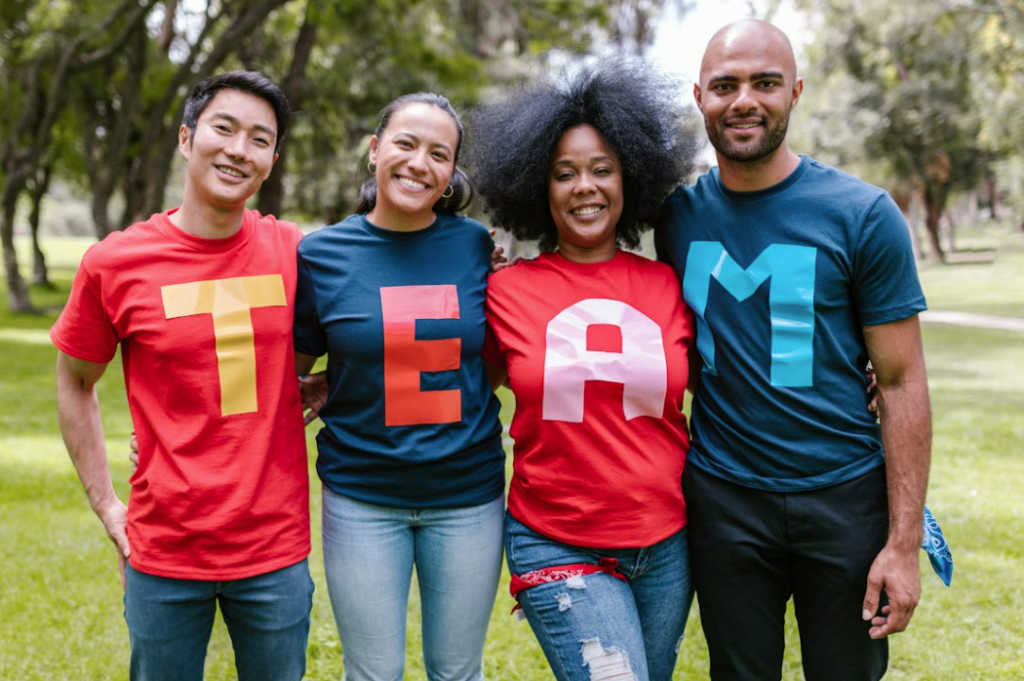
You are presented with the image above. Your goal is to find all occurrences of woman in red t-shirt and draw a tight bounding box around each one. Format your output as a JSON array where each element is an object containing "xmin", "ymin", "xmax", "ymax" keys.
[{"xmin": 471, "ymin": 62, "xmax": 702, "ymax": 681}]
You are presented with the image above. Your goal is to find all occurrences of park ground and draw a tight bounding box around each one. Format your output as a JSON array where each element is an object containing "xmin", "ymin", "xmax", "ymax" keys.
[{"xmin": 1, "ymin": 221, "xmax": 1022, "ymax": 680}]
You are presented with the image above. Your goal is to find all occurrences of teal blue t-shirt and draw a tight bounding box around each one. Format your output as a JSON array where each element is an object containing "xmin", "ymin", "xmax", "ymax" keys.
[
  {"xmin": 294, "ymin": 213, "xmax": 504, "ymax": 508},
  {"xmin": 656, "ymin": 156, "xmax": 927, "ymax": 492}
]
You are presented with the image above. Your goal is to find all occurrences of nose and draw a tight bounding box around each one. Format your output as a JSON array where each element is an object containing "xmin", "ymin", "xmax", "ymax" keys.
[
  {"xmin": 731, "ymin": 83, "xmax": 760, "ymax": 112},
  {"xmin": 406, "ymin": 148, "xmax": 429, "ymax": 174},
  {"xmin": 572, "ymin": 171, "xmax": 596, "ymax": 195},
  {"xmin": 225, "ymin": 134, "xmax": 249, "ymax": 160}
]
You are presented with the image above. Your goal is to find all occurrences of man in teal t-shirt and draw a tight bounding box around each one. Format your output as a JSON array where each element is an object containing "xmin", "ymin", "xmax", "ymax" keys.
[{"xmin": 656, "ymin": 19, "xmax": 931, "ymax": 681}]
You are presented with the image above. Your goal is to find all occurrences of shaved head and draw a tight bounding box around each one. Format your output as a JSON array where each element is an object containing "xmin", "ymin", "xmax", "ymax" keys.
[{"xmin": 700, "ymin": 19, "xmax": 798, "ymax": 86}]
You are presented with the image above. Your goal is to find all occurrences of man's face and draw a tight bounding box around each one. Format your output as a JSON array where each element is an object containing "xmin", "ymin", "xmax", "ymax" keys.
[
  {"xmin": 694, "ymin": 26, "xmax": 802, "ymax": 164},
  {"xmin": 177, "ymin": 88, "xmax": 278, "ymax": 211}
]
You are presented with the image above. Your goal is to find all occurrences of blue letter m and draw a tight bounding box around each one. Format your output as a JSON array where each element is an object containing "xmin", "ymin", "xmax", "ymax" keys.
[{"xmin": 683, "ymin": 242, "xmax": 816, "ymax": 387}]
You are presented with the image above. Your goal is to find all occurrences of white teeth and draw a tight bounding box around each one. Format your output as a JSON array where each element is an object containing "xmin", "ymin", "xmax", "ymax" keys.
[
  {"xmin": 730, "ymin": 123, "xmax": 760, "ymax": 129},
  {"xmin": 218, "ymin": 166, "xmax": 245, "ymax": 178},
  {"xmin": 398, "ymin": 176, "xmax": 427, "ymax": 189},
  {"xmin": 571, "ymin": 206, "xmax": 603, "ymax": 216}
]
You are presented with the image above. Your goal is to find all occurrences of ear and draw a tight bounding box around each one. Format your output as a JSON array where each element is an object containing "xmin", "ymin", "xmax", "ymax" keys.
[
  {"xmin": 791, "ymin": 77, "xmax": 804, "ymax": 108},
  {"xmin": 177, "ymin": 124, "xmax": 192, "ymax": 160},
  {"xmin": 693, "ymin": 82, "xmax": 704, "ymax": 113},
  {"xmin": 368, "ymin": 135, "xmax": 379, "ymax": 164},
  {"xmin": 262, "ymin": 152, "xmax": 280, "ymax": 182}
]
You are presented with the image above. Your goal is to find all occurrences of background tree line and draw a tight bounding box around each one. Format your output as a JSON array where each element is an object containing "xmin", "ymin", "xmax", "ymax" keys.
[{"xmin": 3, "ymin": 0, "xmax": 1023, "ymax": 313}]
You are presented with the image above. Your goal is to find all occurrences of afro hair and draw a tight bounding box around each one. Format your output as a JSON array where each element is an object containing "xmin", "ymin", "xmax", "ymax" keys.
[{"xmin": 468, "ymin": 59, "xmax": 701, "ymax": 251}]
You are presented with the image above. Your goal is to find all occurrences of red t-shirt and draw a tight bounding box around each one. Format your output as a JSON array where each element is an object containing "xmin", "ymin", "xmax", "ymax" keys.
[
  {"xmin": 51, "ymin": 209, "xmax": 310, "ymax": 580},
  {"xmin": 484, "ymin": 250, "xmax": 693, "ymax": 548}
]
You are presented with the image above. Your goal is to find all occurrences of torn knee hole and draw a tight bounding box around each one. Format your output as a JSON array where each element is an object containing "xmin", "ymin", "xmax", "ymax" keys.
[{"xmin": 580, "ymin": 639, "xmax": 637, "ymax": 681}]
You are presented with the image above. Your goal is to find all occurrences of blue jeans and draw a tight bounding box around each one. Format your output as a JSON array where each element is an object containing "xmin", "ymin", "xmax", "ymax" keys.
[
  {"xmin": 321, "ymin": 488, "xmax": 504, "ymax": 681},
  {"xmin": 123, "ymin": 559, "xmax": 313, "ymax": 681},
  {"xmin": 505, "ymin": 513, "xmax": 692, "ymax": 681}
]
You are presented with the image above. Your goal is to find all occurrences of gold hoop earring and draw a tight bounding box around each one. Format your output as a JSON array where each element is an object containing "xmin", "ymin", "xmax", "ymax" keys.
[
  {"xmin": 367, "ymin": 160, "xmax": 377, "ymax": 174},
  {"xmin": 441, "ymin": 185, "xmax": 454, "ymax": 200}
]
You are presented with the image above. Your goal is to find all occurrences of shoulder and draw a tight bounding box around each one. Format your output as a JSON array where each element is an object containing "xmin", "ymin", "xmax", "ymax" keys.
[
  {"xmin": 439, "ymin": 214, "xmax": 494, "ymax": 244},
  {"xmin": 246, "ymin": 209, "xmax": 302, "ymax": 246},
  {"xmin": 79, "ymin": 215, "xmax": 165, "ymax": 269},
  {"xmin": 487, "ymin": 253, "xmax": 548, "ymax": 291},
  {"xmin": 620, "ymin": 251, "xmax": 678, "ymax": 282},
  {"xmin": 298, "ymin": 215, "xmax": 360, "ymax": 254},
  {"xmin": 801, "ymin": 157, "xmax": 888, "ymax": 203}
]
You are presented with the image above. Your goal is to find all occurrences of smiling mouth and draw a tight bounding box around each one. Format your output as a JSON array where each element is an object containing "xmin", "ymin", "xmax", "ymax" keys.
[
  {"xmin": 397, "ymin": 176, "xmax": 428, "ymax": 190},
  {"xmin": 570, "ymin": 205, "xmax": 605, "ymax": 216},
  {"xmin": 216, "ymin": 165, "xmax": 247, "ymax": 178}
]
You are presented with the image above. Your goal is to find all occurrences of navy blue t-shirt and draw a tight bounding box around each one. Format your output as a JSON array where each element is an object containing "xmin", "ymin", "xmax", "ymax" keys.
[
  {"xmin": 294, "ymin": 213, "xmax": 504, "ymax": 508},
  {"xmin": 657, "ymin": 156, "xmax": 927, "ymax": 492}
]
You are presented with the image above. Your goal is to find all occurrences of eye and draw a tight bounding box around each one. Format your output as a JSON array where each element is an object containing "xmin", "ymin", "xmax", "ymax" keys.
[
  {"xmin": 594, "ymin": 166, "xmax": 613, "ymax": 176},
  {"xmin": 431, "ymin": 150, "xmax": 450, "ymax": 162},
  {"xmin": 396, "ymin": 139, "xmax": 413, "ymax": 148},
  {"xmin": 253, "ymin": 136, "xmax": 271, "ymax": 147},
  {"xmin": 214, "ymin": 124, "xmax": 232, "ymax": 133}
]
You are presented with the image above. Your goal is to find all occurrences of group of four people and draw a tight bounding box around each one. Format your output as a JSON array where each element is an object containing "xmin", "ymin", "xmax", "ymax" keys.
[{"xmin": 52, "ymin": 18, "xmax": 931, "ymax": 681}]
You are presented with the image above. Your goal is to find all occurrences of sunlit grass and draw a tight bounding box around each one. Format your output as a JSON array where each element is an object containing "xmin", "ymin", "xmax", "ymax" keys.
[{"xmin": 2, "ymin": 229, "xmax": 1023, "ymax": 679}]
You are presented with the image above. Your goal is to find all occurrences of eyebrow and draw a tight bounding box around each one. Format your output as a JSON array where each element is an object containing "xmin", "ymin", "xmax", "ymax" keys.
[
  {"xmin": 708, "ymin": 70, "xmax": 786, "ymax": 85},
  {"xmin": 209, "ymin": 111, "xmax": 277, "ymax": 139},
  {"xmin": 551, "ymin": 155, "xmax": 617, "ymax": 167}
]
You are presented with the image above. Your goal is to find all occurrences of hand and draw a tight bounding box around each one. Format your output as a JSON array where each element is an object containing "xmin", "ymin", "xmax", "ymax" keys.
[
  {"xmin": 862, "ymin": 541, "xmax": 921, "ymax": 638},
  {"xmin": 865, "ymin": 364, "xmax": 879, "ymax": 416},
  {"xmin": 128, "ymin": 429, "xmax": 139, "ymax": 471},
  {"xmin": 299, "ymin": 372, "xmax": 328, "ymax": 425},
  {"xmin": 96, "ymin": 495, "xmax": 130, "ymax": 589},
  {"xmin": 489, "ymin": 229, "xmax": 508, "ymax": 273}
]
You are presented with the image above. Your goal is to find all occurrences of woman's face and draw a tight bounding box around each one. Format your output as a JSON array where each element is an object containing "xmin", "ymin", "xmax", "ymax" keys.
[
  {"xmin": 368, "ymin": 102, "xmax": 459, "ymax": 230},
  {"xmin": 548, "ymin": 124, "xmax": 623, "ymax": 262}
]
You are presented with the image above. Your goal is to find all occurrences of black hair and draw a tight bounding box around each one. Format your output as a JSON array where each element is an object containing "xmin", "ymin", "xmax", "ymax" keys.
[
  {"xmin": 355, "ymin": 92, "xmax": 473, "ymax": 215},
  {"xmin": 182, "ymin": 70, "xmax": 291, "ymax": 154},
  {"xmin": 468, "ymin": 60, "xmax": 700, "ymax": 251}
]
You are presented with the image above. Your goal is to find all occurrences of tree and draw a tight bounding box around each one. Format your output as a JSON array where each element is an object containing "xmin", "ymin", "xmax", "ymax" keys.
[
  {"xmin": 800, "ymin": 0, "xmax": 1000, "ymax": 262},
  {"xmin": 1, "ymin": 0, "xmax": 156, "ymax": 312}
]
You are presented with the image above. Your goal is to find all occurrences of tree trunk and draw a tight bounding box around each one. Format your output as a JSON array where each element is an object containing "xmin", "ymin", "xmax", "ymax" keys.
[
  {"xmin": 29, "ymin": 165, "xmax": 53, "ymax": 287},
  {"xmin": 258, "ymin": 6, "xmax": 319, "ymax": 218},
  {"xmin": 922, "ymin": 184, "xmax": 945, "ymax": 264},
  {"xmin": 1, "ymin": 185, "xmax": 35, "ymax": 313}
]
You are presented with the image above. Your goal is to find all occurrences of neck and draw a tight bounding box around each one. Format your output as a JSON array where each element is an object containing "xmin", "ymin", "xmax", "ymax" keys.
[
  {"xmin": 557, "ymin": 241, "xmax": 617, "ymax": 264},
  {"xmin": 717, "ymin": 147, "xmax": 801, "ymax": 193},
  {"xmin": 171, "ymin": 190, "xmax": 246, "ymax": 239},
  {"xmin": 366, "ymin": 205, "xmax": 437, "ymax": 232}
]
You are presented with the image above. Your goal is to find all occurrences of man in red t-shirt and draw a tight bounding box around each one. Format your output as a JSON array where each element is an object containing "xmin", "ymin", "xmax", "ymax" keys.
[{"xmin": 52, "ymin": 72, "xmax": 312, "ymax": 681}]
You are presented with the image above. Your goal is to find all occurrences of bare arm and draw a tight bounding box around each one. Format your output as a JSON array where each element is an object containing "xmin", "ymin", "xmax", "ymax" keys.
[
  {"xmin": 295, "ymin": 351, "xmax": 325, "ymax": 425},
  {"xmin": 861, "ymin": 315, "xmax": 931, "ymax": 638},
  {"xmin": 56, "ymin": 350, "xmax": 130, "ymax": 585}
]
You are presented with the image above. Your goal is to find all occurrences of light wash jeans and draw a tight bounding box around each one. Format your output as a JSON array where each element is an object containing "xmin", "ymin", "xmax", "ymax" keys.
[
  {"xmin": 321, "ymin": 488, "xmax": 504, "ymax": 681},
  {"xmin": 123, "ymin": 559, "xmax": 313, "ymax": 681},
  {"xmin": 505, "ymin": 512, "xmax": 693, "ymax": 681}
]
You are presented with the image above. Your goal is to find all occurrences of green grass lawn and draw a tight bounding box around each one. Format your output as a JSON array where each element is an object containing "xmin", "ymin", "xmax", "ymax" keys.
[{"xmin": 1, "ymin": 227, "xmax": 1022, "ymax": 679}]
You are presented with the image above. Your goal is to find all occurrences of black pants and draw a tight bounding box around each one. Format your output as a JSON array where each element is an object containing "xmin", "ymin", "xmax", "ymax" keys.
[{"xmin": 684, "ymin": 464, "xmax": 890, "ymax": 681}]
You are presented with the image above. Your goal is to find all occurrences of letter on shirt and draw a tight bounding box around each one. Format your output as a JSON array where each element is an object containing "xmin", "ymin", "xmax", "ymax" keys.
[
  {"xmin": 380, "ymin": 285, "xmax": 462, "ymax": 426},
  {"xmin": 683, "ymin": 242, "xmax": 816, "ymax": 387},
  {"xmin": 162, "ymin": 275, "xmax": 287, "ymax": 416},
  {"xmin": 543, "ymin": 298, "xmax": 667, "ymax": 422}
]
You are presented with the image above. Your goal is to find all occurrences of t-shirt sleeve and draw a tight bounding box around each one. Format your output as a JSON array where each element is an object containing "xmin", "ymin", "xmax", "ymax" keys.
[
  {"xmin": 49, "ymin": 256, "xmax": 119, "ymax": 363},
  {"xmin": 481, "ymin": 285, "xmax": 504, "ymax": 369},
  {"xmin": 852, "ymin": 193, "xmax": 928, "ymax": 326},
  {"xmin": 292, "ymin": 246, "xmax": 327, "ymax": 357}
]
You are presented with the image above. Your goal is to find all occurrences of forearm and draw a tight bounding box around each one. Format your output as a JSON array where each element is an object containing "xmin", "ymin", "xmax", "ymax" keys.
[
  {"xmin": 56, "ymin": 354, "xmax": 118, "ymax": 515},
  {"xmin": 877, "ymin": 373, "xmax": 931, "ymax": 550}
]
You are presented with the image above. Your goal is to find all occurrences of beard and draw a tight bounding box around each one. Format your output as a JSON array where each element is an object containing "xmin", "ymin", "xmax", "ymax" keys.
[{"xmin": 706, "ymin": 106, "xmax": 792, "ymax": 163}]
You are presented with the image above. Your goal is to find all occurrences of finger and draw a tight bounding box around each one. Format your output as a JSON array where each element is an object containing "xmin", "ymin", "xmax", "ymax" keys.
[
  {"xmin": 303, "ymin": 409, "xmax": 319, "ymax": 426},
  {"xmin": 862, "ymin": 577, "xmax": 881, "ymax": 623},
  {"xmin": 118, "ymin": 550, "xmax": 127, "ymax": 590}
]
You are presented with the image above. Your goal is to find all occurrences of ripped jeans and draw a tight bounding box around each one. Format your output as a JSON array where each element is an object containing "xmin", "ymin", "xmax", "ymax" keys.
[{"xmin": 505, "ymin": 512, "xmax": 692, "ymax": 681}]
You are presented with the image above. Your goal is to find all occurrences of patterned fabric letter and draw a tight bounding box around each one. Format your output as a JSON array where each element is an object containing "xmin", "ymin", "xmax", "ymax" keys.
[
  {"xmin": 380, "ymin": 285, "xmax": 462, "ymax": 426},
  {"xmin": 543, "ymin": 298, "xmax": 666, "ymax": 422},
  {"xmin": 162, "ymin": 275, "xmax": 286, "ymax": 416},
  {"xmin": 683, "ymin": 242, "xmax": 816, "ymax": 387}
]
